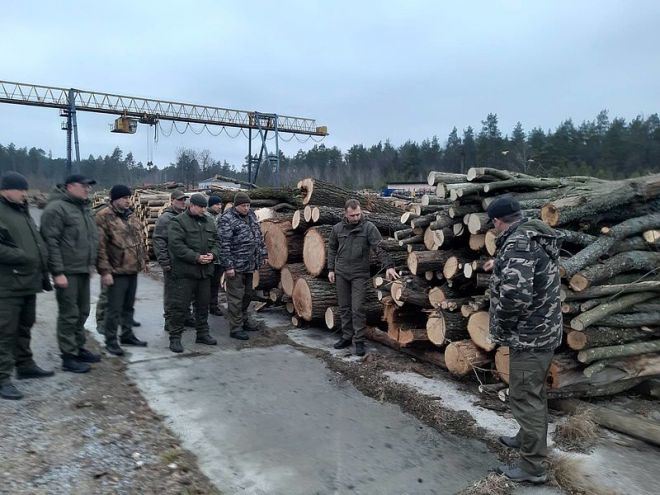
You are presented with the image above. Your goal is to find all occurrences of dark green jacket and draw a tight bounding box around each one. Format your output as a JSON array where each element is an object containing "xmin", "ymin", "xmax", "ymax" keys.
[
  {"xmin": 327, "ymin": 217, "xmax": 392, "ymax": 279},
  {"xmin": 40, "ymin": 186, "xmax": 99, "ymax": 275},
  {"xmin": 0, "ymin": 197, "xmax": 49, "ymax": 297},
  {"xmin": 168, "ymin": 210, "xmax": 220, "ymax": 279}
]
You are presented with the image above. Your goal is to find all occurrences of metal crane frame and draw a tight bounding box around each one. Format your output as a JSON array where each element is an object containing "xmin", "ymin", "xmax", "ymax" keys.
[{"xmin": 0, "ymin": 80, "xmax": 327, "ymax": 183}]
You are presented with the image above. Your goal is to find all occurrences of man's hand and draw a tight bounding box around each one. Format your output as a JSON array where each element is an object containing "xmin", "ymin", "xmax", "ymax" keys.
[
  {"xmin": 101, "ymin": 273, "xmax": 114, "ymax": 287},
  {"xmin": 197, "ymin": 254, "xmax": 213, "ymax": 264},
  {"xmin": 328, "ymin": 271, "xmax": 335, "ymax": 284},
  {"xmin": 53, "ymin": 274, "xmax": 68, "ymax": 289},
  {"xmin": 385, "ymin": 268, "xmax": 400, "ymax": 281},
  {"xmin": 483, "ymin": 259, "xmax": 495, "ymax": 272},
  {"xmin": 226, "ymin": 268, "xmax": 236, "ymax": 278}
]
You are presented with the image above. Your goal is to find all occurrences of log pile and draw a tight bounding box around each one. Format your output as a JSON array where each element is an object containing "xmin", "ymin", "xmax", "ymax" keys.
[{"xmin": 129, "ymin": 189, "xmax": 172, "ymax": 258}]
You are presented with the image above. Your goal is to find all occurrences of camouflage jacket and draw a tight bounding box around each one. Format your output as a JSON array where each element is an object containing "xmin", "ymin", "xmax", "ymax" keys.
[
  {"xmin": 152, "ymin": 206, "xmax": 184, "ymax": 269},
  {"xmin": 218, "ymin": 207, "xmax": 266, "ymax": 273},
  {"xmin": 41, "ymin": 186, "xmax": 98, "ymax": 275},
  {"xmin": 327, "ymin": 218, "xmax": 393, "ymax": 280},
  {"xmin": 168, "ymin": 210, "xmax": 220, "ymax": 279},
  {"xmin": 488, "ymin": 218, "xmax": 562, "ymax": 351},
  {"xmin": 96, "ymin": 206, "xmax": 147, "ymax": 275}
]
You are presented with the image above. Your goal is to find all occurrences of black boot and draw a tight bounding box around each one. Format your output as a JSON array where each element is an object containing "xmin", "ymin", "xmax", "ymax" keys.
[
  {"xmin": 196, "ymin": 334, "xmax": 217, "ymax": 345},
  {"xmin": 230, "ymin": 329, "xmax": 249, "ymax": 341},
  {"xmin": 498, "ymin": 435, "xmax": 521, "ymax": 449},
  {"xmin": 244, "ymin": 320, "xmax": 260, "ymax": 332},
  {"xmin": 105, "ymin": 341, "xmax": 125, "ymax": 356},
  {"xmin": 0, "ymin": 380, "xmax": 23, "ymax": 400},
  {"xmin": 355, "ymin": 342, "xmax": 366, "ymax": 357},
  {"xmin": 184, "ymin": 316, "xmax": 196, "ymax": 327},
  {"xmin": 62, "ymin": 354, "xmax": 91, "ymax": 373},
  {"xmin": 209, "ymin": 306, "xmax": 221, "ymax": 316},
  {"xmin": 333, "ymin": 338, "xmax": 352, "ymax": 349},
  {"xmin": 120, "ymin": 334, "xmax": 148, "ymax": 347},
  {"xmin": 169, "ymin": 338, "xmax": 184, "ymax": 353},
  {"xmin": 16, "ymin": 364, "xmax": 55, "ymax": 379},
  {"xmin": 78, "ymin": 348, "xmax": 101, "ymax": 363}
]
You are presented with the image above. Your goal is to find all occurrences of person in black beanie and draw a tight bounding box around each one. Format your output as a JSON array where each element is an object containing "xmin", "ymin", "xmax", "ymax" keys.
[
  {"xmin": 0, "ymin": 172, "xmax": 54, "ymax": 400},
  {"xmin": 206, "ymin": 195, "xmax": 224, "ymax": 315},
  {"xmin": 95, "ymin": 185, "xmax": 148, "ymax": 356}
]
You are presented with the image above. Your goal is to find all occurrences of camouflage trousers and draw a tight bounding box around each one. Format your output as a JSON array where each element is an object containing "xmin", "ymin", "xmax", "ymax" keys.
[
  {"xmin": 509, "ymin": 349, "xmax": 554, "ymax": 476},
  {"xmin": 0, "ymin": 295, "xmax": 36, "ymax": 382}
]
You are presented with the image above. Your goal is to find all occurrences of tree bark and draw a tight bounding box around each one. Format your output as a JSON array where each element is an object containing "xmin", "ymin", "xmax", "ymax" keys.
[
  {"xmin": 568, "ymin": 251, "xmax": 660, "ymax": 291},
  {"xmin": 547, "ymin": 378, "xmax": 644, "ymax": 399},
  {"xmin": 407, "ymin": 250, "xmax": 453, "ymax": 275},
  {"xmin": 253, "ymin": 265, "xmax": 280, "ymax": 290},
  {"xmin": 299, "ymin": 178, "xmax": 402, "ymax": 214},
  {"xmin": 466, "ymin": 167, "xmax": 534, "ymax": 182},
  {"xmin": 494, "ymin": 346, "xmax": 510, "ymax": 383},
  {"xmin": 570, "ymin": 291, "xmax": 656, "ymax": 331},
  {"xmin": 262, "ymin": 220, "xmax": 304, "ymax": 270},
  {"xmin": 445, "ymin": 340, "xmax": 491, "ymax": 376},
  {"xmin": 577, "ymin": 339, "xmax": 660, "ymax": 364},
  {"xmin": 427, "ymin": 171, "xmax": 468, "ymax": 186},
  {"xmin": 280, "ymin": 263, "xmax": 308, "ymax": 296},
  {"xmin": 598, "ymin": 312, "xmax": 660, "ymax": 327},
  {"xmin": 291, "ymin": 209, "xmax": 311, "ymax": 231},
  {"xmin": 211, "ymin": 186, "xmax": 302, "ymax": 206},
  {"xmin": 561, "ymin": 280, "xmax": 660, "ymax": 301},
  {"xmin": 426, "ymin": 310, "xmax": 469, "ymax": 345}
]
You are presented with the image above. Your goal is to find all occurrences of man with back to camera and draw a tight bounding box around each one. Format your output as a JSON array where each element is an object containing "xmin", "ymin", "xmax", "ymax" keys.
[
  {"xmin": 485, "ymin": 195, "xmax": 562, "ymax": 484},
  {"xmin": 327, "ymin": 199, "xmax": 399, "ymax": 357},
  {"xmin": 206, "ymin": 195, "xmax": 224, "ymax": 316},
  {"xmin": 218, "ymin": 191, "xmax": 267, "ymax": 341},
  {"xmin": 95, "ymin": 184, "xmax": 149, "ymax": 356},
  {"xmin": 41, "ymin": 174, "xmax": 101, "ymax": 373},
  {"xmin": 0, "ymin": 172, "xmax": 54, "ymax": 400},
  {"xmin": 167, "ymin": 193, "xmax": 220, "ymax": 353}
]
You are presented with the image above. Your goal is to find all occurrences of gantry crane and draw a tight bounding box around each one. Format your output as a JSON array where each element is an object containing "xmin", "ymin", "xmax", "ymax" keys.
[{"xmin": 0, "ymin": 80, "xmax": 328, "ymax": 184}]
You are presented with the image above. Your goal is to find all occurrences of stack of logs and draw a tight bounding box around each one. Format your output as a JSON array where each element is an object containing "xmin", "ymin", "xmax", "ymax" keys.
[
  {"xmin": 129, "ymin": 190, "xmax": 171, "ymax": 258},
  {"xmin": 255, "ymin": 173, "xmax": 660, "ymax": 399}
]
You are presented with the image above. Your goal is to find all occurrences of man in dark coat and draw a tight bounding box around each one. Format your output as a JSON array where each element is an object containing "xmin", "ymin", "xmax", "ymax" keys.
[
  {"xmin": 327, "ymin": 199, "xmax": 398, "ymax": 356},
  {"xmin": 0, "ymin": 172, "xmax": 54, "ymax": 400},
  {"xmin": 218, "ymin": 192, "xmax": 267, "ymax": 340},
  {"xmin": 41, "ymin": 174, "xmax": 101, "ymax": 373},
  {"xmin": 486, "ymin": 196, "xmax": 562, "ymax": 484},
  {"xmin": 206, "ymin": 195, "xmax": 223, "ymax": 315},
  {"xmin": 167, "ymin": 193, "xmax": 221, "ymax": 353}
]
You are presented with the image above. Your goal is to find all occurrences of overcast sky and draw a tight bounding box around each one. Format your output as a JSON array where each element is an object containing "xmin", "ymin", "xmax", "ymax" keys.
[{"xmin": 1, "ymin": 1, "xmax": 659, "ymax": 171}]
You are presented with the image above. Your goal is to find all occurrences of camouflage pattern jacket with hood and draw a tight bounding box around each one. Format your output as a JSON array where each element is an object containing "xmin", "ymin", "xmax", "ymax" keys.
[
  {"xmin": 488, "ymin": 218, "xmax": 563, "ymax": 351},
  {"xmin": 96, "ymin": 205, "xmax": 147, "ymax": 275},
  {"xmin": 218, "ymin": 207, "xmax": 266, "ymax": 273}
]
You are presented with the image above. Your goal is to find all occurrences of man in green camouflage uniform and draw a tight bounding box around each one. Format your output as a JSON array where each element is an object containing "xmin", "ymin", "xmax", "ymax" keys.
[
  {"xmin": 327, "ymin": 199, "xmax": 398, "ymax": 357},
  {"xmin": 486, "ymin": 196, "xmax": 562, "ymax": 484},
  {"xmin": 218, "ymin": 192, "xmax": 266, "ymax": 340},
  {"xmin": 41, "ymin": 174, "xmax": 101, "ymax": 374},
  {"xmin": 152, "ymin": 190, "xmax": 191, "ymax": 333},
  {"xmin": 0, "ymin": 172, "xmax": 54, "ymax": 400},
  {"xmin": 167, "ymin": 194, "xmax": 220, "ymax": 353},
  {"xmin": 206, "ymin": 195, "xmax": 223, "ymax": 315}
]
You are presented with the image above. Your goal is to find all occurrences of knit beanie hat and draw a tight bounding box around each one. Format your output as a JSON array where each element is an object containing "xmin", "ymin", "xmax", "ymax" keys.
[
  {"xmin": 208, "ymin": 195, "xmax": 222, "ymax": 207},
  {"xmin": 110, "ymin": 184, "xmax": 132, "ymax": 201},
  {"xmin": 233, "ymin": 191, "xmax": 251, "ymax": 206},
  {"xmin": 0, "ymin": 171, "xmax": 29, "ymax": 191}
]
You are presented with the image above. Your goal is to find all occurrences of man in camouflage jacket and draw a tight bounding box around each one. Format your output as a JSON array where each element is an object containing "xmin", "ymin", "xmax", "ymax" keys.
[
  {"xmin": 218, "ymin": 191, "xmax": 266, "ymax": 340},
  {"xmin": 486, "ymin": 196, "xmax": 562, "ymax": 484},
  {"xmin": 96, "ymin": 185, "xmax": 148, "ymax": 356}
]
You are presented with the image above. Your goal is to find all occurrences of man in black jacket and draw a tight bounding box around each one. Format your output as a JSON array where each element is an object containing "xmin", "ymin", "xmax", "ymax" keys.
[
  {"xmin": 0, "ymin": 172, "xmax": 54, "ymax": 400},
  {"xmin": 327, "ymin": 199, "xmax": 399, "ymax": 356}
]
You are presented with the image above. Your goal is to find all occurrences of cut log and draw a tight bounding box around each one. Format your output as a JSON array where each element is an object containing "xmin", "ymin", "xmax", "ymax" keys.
[
  {"xmin": 280, "ymin": 263, "xmax": 307, "ymax": 296},
  {"xmin": 262, "ymin": 220, "xmax": 304, "ymax": 270},
  {"xmin": 561, "ymin": 280, "xmax": 660, "ymax": 301},
  {"xmin": 468, "ymin": 234, "xmax": 486, "ymax": 252},
  {"xmin": 474, "ymin": 273, "xmax": 492, "ymax": 289},
  {"xmin": 426, "ymin": 310, "xmax": 469, "ymax": 345},
  {"xmin": 379, "ymin": 239, "xmax": 408, "ymax": 252},
  {"xmin": 302, "ymin": 225, "xmax": 334, "ymax": 276},
  {"xmin": 383, "ymin": 303, "xmax": 429, "ymax": 346},
  {"xmin": 546, "ymin": 353, "xmax": 586, "ymax": 388},
  {"xmin": 568, "ymin": 251, "xmax": 660, "ymax": 290},
  {"xmin": 577, "ymin": 339, "xmax": 660, "ymax": 364},
  {"xmin": 427, "ymin": 171, "xmax": 468, "ymax": 186},
  {"xmin": 560, "ymin": 212, "xmax": 660, "ymax": 279},
  {"xmin": 253, "ymin": 265, "xmax": 280, "ymax": 290},
  {"xmin": 643, "ymin": 229, "xmax": 660, "ymax": 244},
  {"xmin": 467, "ymin": 167, "xmax": 533, "ymax": 182},
  {"xmin": 443, "ymin": 254, "xmax": 473, "ymax": 280},
  {"xmin": 570, "ymin": 292, "xmax": 656, "ymax": 330},
  {"xmin": 291, "ymin": 209, "xmax": 310, "ymax": 231},
  {"xmin": 547, "ymin": 378, "xmax": 644, "ymax": 399},
  {"xmin": 407, "ymin": 250, "xmax": 452, "ymax": 275},
  {"xmin": 410, "ymin": 214, "xmax": 437, "ymax": 230},
  {"xmin": 420, "ymin": 194, "xmax": 451, "ymax": 206},
  {"xmin": 390, "ymin": 276, "xmax": 431, "ymax": 308},
  {"xmin": 466, "ymin": 213, "xmax": 492, "ymax": 235},
  {"xmin": 467, "ymin": 311, "xmax": 495, "ymax": 351},
  {"xmin": 428, "ymin": 284, "xmax": 463, "ymax": 308},
  {"xmin": 299, "ymin": 178, "xmax": 402, "ymax": 215},
  {"xmin": 599, "ymin": 312, "xmax": 660, "ymax": 327},
  {"xmin": 398, "ymin": 235, "xmax": 424, "ymax": 246},
  {"xmin": 445, "ymin": 340, "xmax": 491, "ymax": 376},
  {"xmin": 485, "ymin": 229, "xmax": 498, "ymax": 256},
  {"xmin": 292, "ymin": 276, "xmax": 338, "ymax": 321},
  {"xmin": 211, "ymin": 186, "xmax": 302, "ymax": 206},
  {"xmin": 556, "ymin": 229, "xmax": 597, "ymax": 247}
]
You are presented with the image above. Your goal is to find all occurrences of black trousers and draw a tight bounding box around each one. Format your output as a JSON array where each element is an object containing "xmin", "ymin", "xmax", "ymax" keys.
[{"xmin": 103, "ymin": 274, "xmax": 138, "ymax": 343}]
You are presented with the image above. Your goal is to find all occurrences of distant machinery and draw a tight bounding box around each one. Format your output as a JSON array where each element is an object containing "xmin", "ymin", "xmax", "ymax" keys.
[{"xmin": 0, "ymin": 80, "xmax": 328, "ymax": 183}]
